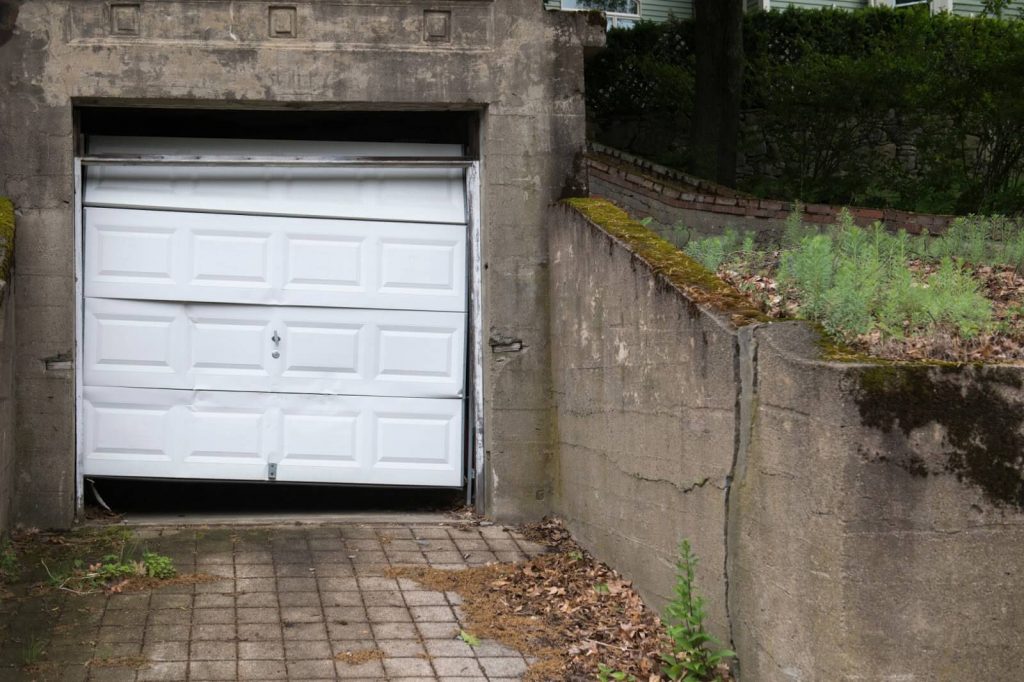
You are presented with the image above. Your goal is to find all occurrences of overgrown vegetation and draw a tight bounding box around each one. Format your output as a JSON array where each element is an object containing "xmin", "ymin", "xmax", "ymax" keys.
[
  {"xmin": 587, "ymin": 7, "xmax": 1024, "ymax": 214},
  {"xmin": 684, "ymin": 209, "xmax": 1024, "ymax": 361},
  {"xmin": 5, "ymin": 526, "xmax": 182, "ymax": 596}
]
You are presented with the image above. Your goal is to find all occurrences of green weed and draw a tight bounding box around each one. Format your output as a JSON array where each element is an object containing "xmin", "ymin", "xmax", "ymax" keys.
[
  {"xmin": 660, "ymin": 540, "xmax": 734, "ymax": 682},
  {"xmin": 598, "ymin": 663, "xmax": 638, "ymax": 681},
  {"xmin": 0, "ymin": 540, "xmax": 19, "ymax": 583}
]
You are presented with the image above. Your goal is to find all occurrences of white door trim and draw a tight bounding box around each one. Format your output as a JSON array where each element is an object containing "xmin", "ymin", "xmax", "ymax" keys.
[{"xmin": 74, "ymin": 154, "xmax": 484, "ymax": 516}]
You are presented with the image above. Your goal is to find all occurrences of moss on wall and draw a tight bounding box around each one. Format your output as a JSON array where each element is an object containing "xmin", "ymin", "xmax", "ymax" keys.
[
  {"xmin": 0, "ymin": 198, "xmax": 13, "ymax": 285},
  {"xmin": 854, "ymin": 364, "xmax": 1024, "ymax": 510},
  {"xmin": 564, "ymin": 198, "xmax": 767, "ymax": 327}
]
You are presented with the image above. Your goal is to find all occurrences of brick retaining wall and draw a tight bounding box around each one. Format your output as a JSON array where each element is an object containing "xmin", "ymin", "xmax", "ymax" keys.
[{"xmin": 587, "ymin": 142, "xmax": 956, "ymax": 236}]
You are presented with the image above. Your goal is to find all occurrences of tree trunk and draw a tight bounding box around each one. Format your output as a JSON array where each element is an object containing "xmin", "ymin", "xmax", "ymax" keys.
[{"xmin": 691, "ymin": 0, "xmax": 744, "ymax": 187}]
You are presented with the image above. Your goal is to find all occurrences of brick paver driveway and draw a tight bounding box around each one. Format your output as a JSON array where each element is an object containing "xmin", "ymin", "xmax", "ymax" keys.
[{"xmin": 0, "ymin": 521, "xmax": 547, "ymax": 681}]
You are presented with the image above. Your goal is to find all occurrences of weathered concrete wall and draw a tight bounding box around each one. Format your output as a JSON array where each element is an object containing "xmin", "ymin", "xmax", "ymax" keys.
[
  {"xmin": 549, "ymin": 199, "xmax": 1024, "ymax": 680},
  {"xmin": 0, "ymin": 200, "xmax": 15, "ymax": 537},
  {"xmin": 548, "ymin": 201, "xmax": 750, "ymax": 642},
  {"xmin": 730, "ymin": 322, "xmax": 1024, "ymax": 681},
  {"xmin": 0, "ymin": 0, "xmax": 602, "ymax": 526}
]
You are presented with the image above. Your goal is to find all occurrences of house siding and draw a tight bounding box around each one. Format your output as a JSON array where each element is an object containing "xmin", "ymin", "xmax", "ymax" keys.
[
  {"xmin": 545, "ymin": 0, "xmax": 1005, "ymax": 21},
  {"xmin": 953, "ymin": 0, "xmax": 988, "ymax": 16}
]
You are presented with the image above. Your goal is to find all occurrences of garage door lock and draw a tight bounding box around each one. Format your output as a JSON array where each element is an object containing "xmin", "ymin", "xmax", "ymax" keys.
[{"xmin": 268, "ymin": 463, "xmax": 278, "ymax": 481}]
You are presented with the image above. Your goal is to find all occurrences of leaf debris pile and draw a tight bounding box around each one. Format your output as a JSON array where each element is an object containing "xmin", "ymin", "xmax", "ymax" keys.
[{"xmin": 391, "ymin": 518, "xmax": 669, "ymax": 681}]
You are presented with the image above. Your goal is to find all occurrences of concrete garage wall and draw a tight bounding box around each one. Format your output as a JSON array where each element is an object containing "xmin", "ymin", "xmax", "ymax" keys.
[
  {"xmin": 0, "ymin": 0, "xmax": 603, "ymax": 527},
  {"xmin": 548, "ymin": 199, "xmax": 1024, "ymax": 680}
]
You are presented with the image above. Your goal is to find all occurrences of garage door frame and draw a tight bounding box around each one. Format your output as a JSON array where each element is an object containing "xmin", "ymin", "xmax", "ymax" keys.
[{"xmin": 72, "ymin": 153, "xmax": 485, "ymax": 512}]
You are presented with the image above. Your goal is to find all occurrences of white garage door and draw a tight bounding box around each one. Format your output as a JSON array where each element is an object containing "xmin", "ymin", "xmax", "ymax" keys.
[{"xmin": 81, "ymin": 137, "xmax": 469, "ymax": 487}]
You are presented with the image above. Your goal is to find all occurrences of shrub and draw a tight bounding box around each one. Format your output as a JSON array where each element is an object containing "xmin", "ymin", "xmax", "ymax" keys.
[{"xmin": 587, "ymin": 8, "xmax": 1024, "ymax": 214}]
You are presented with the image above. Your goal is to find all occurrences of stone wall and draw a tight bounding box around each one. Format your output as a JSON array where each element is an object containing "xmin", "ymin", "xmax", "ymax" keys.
[
  {"xmin": 548, "ymin": 198, "xmax": 1024, "ymax": 680},
  {"xmin": 587, "ymin": 142, "xmax": 957, "ymax": 239},
  {"xmin": 0, "ymin": 0, "xmax": 602, "ymax": 527}
]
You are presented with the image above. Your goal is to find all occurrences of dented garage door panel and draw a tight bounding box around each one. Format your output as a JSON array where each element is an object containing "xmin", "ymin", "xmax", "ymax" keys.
[
  {"xmin": 84, "ymin": 298, "xmax": 467, "ymax": 397},
  {"xmin": 82, "ymin": 387, "xmax": 464, "ymax": 486},
  {"xmin": 81, "ymin": 137, "xmax": 470, "ymax": 487},
  {"xmin": 85, "ymin": 137, "xmax": 467, "ymax": 224},
  {"xmin": 84, "ymin": 207, "xmax": 467, "ymax": 312}
]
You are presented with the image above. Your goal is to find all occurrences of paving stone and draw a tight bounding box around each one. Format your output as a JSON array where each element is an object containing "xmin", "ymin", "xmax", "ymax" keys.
[
  {"xmin": 280, "ymin": 606, "xmax": 323, "ymax": 623},
  {"xmin": 86, "ymin": 667, "xmax": 138, "ymax": 681},
  {"xmin": 143, "ymin": 625, "xmax": 190, "ymax": 642},
  {"xmin": 377, "ymin": 638, "xmax": 427, "ymax": 657},
  {"xmin": 284, "ymin": 638, "xmax": 332, "ymax": 660},
  {"xmin": 372, "ymin": 622, "xmax": 420, "ymax": 640},
  {"xmin": 432, "ymin": 657, "xmax": 483, "ymax": 677},
  {"xmin": 424, "ymin": 639, "xmax": 475, "ymax": 658},
  {"xmin": 238, "ymin": 608, "xmax": 280, "ymax": 624},
  {"xmin": 281, "ymin": 622, "xmax": 327, "ymax": 640},
  {"xmin": 189, "ymin": 640, "xmax": 236, "ymax": 661},
  {"xmin": 193, "ymin": 594, "xmax": 234, "ymax": 609},
  {"xmin": 367, "ymin": 606, "xmax": 413, "ymax": 623},
  {"xmin": 148, "ymin": 594, "xmax": 192, "ymax": 610},
  {"xmin": 285, "ymin": 659, "xmax": 335, "ymax": 678},
  {"xmin": 362, "ymin": 590, "xmax": 405, "ymax": 607},
  {"xmin": 237, "ymin": 624, "xmax": 282, "ymax": 642},
  {"xmin": 141, "ymin": 641, "xmax": 188, "ymax": 661},
  {"xmin": 235, "ymin": 564, "xmax": 275, "ymax": 578},
  {"xmin": 410, "ymin": 606, "xmax": 456, "ymax": 623},
  {"xmin": 101, "ymin": 610, "xmax": 147, "ymax": 627},
  {"xmin": 236, "ymin": 593, "xmax": 277, "ymax": 608},
  {"xmin": 238, "ymin": 659, "xmax": 288, "ymax": 679},
  {"xmin": 277, "ymin": 591, "xmax": 319, "ymax": 607},
  {"xmin": 335, "ymin": 658, "xmax": 386, "ymax": 678},
  {"xmin": 383, "ymin": 656, "xmax": 435, "ymax": 677},
  {"xmin": 478, "ymin": 657, "xmax": 529, "ymax": 677},
  {"xmin": 188, "ymin": 660, "xmax": 236, "ymax": 680},
  {"xmin": 327, "ymin": 621, "xmax": 374, "ymax": 640},
  {"xmin": 238, "ymin": 640, "xmax": 284, "ymax": 660},
  {"xmin": 402, "ymin": 591, "xmax": 448, "ymax": 606},
  {"xmin": 416, "ymin": 622, "xmax": 461, "ymax": 639},
  {"xmin": 192, "ymin": 608, "xmax": 234, "ymax": 624},
  {"xmin": 191, "ymin": 624, "xmax": 235, "ymax": 641},
  {"xmin": 137, "ymin": 661, "xmax": 188, "ymax": 681}
]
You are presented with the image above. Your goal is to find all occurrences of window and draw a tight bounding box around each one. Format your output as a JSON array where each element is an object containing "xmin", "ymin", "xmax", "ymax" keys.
[{"xmin": 561, "ymin": 0, "xmax": 641, "ymax": 30}]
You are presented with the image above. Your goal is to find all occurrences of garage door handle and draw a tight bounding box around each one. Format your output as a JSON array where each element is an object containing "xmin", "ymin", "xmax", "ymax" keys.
[{"xmin": 272, "ymin": 331, "xmax": 281, "ymax": 345}]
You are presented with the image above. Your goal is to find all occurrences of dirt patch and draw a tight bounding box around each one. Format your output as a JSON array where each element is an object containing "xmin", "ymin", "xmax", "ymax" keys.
[
  {"xmin": 390, "ymin": 520, "xmax": 668, "ymax": 681},
  {"xmin": 334, "ymin": 648, "xmax": 384, "ymax": 665}
]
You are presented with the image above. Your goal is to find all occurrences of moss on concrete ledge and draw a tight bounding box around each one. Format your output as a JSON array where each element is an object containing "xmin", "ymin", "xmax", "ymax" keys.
[
  {"xmin": 0, "ymin": 198, "xmax": 13, "ymax": 284},
  {"xmin": 564, "ymin": 198, "xmax": 767, "ymax": 327}
]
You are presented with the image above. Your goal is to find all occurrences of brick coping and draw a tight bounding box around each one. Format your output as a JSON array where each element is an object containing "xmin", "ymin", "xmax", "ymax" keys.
[{"xmin": 586, "ymin": 143, "xmax": 956, "ymax": 235}]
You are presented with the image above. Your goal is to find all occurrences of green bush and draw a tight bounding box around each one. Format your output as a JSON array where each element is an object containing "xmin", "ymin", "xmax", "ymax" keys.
[
  {"xmin": 586, "ymin": 8, "xmax": 1024, "ymax": 214},
  {"xmin": 689, "ymin": 209, "xmax": 997, "ymax": 343}
]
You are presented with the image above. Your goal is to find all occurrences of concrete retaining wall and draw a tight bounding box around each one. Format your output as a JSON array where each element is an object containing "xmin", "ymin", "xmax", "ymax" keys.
[{"xmin": 549, "ymin": 199, "xmax": 1024, "ymax": 680}]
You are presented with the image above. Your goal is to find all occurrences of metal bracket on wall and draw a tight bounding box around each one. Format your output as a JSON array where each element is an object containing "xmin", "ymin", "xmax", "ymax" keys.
[{"xmin": 268, "ymin": 463, "xmax": 277, "ymax": 481}]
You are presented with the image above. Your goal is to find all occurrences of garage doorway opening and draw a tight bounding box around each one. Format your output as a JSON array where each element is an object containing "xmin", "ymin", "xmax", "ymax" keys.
[{"xmin": 75, "ymin": 106, "xmax": 484, "ymax": 520}]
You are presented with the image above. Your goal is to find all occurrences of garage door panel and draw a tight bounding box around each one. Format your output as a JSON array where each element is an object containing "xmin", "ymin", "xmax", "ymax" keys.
[
  {"xmin": 85, "ymin": 137, "xmax": 466, "ymax": 225},
  {"xmin": 84, "ymin": 298, "xmax": 466, "ymax": 397},
  {"xmin": 85, "ymin": 207, "xmax": 466, "ymax": 311},
  {"xmin": 82, "ymin": 387, "xmax": 463, "ymax": 486}
]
